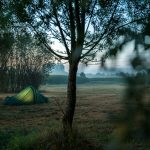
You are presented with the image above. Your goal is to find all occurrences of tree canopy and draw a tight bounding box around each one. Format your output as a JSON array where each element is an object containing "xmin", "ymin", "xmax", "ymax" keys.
[
  {"xmin": 8, "ymin": 0, "xmax": 150, "ymax": 128},
  {"xmin": 10, "ymin": 0, "xmax": 149, "ymax": 62}
]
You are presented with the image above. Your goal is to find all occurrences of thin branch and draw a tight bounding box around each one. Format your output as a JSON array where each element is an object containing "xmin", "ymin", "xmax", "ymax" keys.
[
  {"xmin": 29, "ymin": 23, "xmax": 68, "ymax": 60},
  {"xmin": 84, "ymin": 0, "xmax": 97, "ymax": 37},
  {"xmin": 115, "ymin": 17, "xmax": 148, "ymax": 32},
  {"xmin": 103, "ymin": 17, "xmax": 148, "ymax": 40},
  {"xmin": 53, "ymin": 5, "xmax": 70, "ymax": 56},
  {"xmin": 80, "ymin": 0, "xmax": 120, "ymax": 59},
  {"xmin": 54, "ymin": 97, "xmax": 65, "ymax": 116}
]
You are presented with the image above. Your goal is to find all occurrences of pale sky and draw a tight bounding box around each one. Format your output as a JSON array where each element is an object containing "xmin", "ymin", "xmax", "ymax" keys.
[{"xmin": 63, "ymin": 40, "xmax": 135, "ymax": 74}]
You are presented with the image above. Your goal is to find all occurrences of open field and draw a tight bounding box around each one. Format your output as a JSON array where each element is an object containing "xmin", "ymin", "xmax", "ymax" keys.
[{"xmin": 0, "ymin": 83, "xmax": 150, "ymax": 149}]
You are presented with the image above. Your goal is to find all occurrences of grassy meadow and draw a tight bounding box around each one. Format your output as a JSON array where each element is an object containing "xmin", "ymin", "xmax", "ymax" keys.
[{"xmin": 0, "ymin": 82, "xmax": 150, "ymax": 149}]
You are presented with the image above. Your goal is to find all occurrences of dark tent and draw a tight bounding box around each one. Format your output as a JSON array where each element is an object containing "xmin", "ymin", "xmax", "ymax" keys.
[{"xmin": 4, "ymin": 86, "xmax": 48, "ymax": 105}]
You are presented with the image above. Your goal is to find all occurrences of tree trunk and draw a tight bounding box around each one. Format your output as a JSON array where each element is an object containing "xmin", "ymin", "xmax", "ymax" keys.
[{"xmin": 63, "ymin": 62, "xmax": 78, "ymax": 131}]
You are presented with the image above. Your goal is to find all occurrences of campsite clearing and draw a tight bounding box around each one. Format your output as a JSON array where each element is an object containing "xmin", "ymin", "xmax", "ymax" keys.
[{"xmin": 0, "ymin": 83, "xmax": 150, "ymax": 149}]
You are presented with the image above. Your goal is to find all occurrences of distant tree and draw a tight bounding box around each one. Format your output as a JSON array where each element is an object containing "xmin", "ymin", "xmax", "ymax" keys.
[
  {"xmin": 10, "ymin": 0, "xmax": 149, "ymax": 130},
  {"xmin": 42, "ymin": 62, "xmax": 55, "ymax": 75},
  {"xmin": 80, "ymin": 72, "xmax": 86, "ymax": 78},
  {"xmin": 52, "ymin": 63, "xmax": 65, "ymax": 74}
]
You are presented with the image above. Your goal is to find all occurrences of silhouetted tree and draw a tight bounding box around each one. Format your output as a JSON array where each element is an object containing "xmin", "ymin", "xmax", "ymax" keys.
[
  {"xmin": 0, "ymin": 1, "xmax": 54, "ymax": 92},
  {"xmin": 80, "ymin": 72, "xmax": 86, "ymax": 78},
  {"xmin": 10, "ymin": 0, "xmax": 149, "ymax": 130},
  {"xmin": 0, "ymin": 1, "xmax": 15, "ymax": 92}
]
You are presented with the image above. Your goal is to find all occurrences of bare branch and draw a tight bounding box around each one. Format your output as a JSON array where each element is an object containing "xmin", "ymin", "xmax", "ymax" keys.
[
  {"xmin": 53, "ymin": 5, "xmax": 70, "ymax": 56},
  {"xmin": 80, "ymin": 0, "xmax": 120, "ymax": 59},
  {"xmin": 29, "ymin": 23, "xmax": 68, "ymax": 60},
  {"xmin": 103, "ymin": 17, "xmax": 148, "ymax": 40},
  {"xmin": 84, "ymin": 0, "xmax": 97, "ymax": 37}
]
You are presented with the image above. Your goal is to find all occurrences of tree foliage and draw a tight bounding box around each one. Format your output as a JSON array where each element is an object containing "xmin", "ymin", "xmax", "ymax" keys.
[
  {"xmin": 0, "ymin": 2, "xmax": 54, "ymax": 92},
  {"xmin": 9, "ymin": 0, "xmax": 150, "ymax": 128},
  {"xmin": 107, "ymin": 5, "xmax": 150, "ymax": 149}
]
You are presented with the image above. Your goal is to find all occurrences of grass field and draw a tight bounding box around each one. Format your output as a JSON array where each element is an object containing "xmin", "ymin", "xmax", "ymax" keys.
[{"xmin": 0, "ymin": 83, "xmax": 149, "ymax": 149}]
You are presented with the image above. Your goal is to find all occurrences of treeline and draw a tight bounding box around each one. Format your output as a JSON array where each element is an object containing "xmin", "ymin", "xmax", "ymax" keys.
[
  {"xmin": 0, "ymin": 32, "xmax": 53, "ymax": 92},
  {"xmin": 45, "ymin": 75, "xmax": 89, "ymax": 84},
  {"xmin": 0, "ymin": 4, "xmax": 54, "ymax": 92},
  {"xmin": 44, "ymin": 75, "xmax": 126, "ymax": 85},
  {"xmin": 45, "ymin": 74, "xmax": 150, "ymax": 85}
]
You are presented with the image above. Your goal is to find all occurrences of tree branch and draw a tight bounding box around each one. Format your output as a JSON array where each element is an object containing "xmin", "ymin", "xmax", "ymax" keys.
[
  {"xmin": 84, "ymin": 0, "xmax": 97, "ymax": 37},
  {"xmin": 103, "ymin": 17, "xmax": 148, "ymax": 41},
  {"xmin": 29, "ymin": 23, "xmax": 68, "ymax": 60},
  {"xmin": 68, "ymin": 0, "xmax": 76, "ymax": 52},
  {"xmin": 53, "ymin": 5, "xmax": 70, "ymax": 56},
  {"xmin": 80, "ymin": 0, "xmax": 120, "ymax": 59}
]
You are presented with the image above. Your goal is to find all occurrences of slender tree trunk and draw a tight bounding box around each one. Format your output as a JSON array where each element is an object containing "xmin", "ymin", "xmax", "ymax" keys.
[{"xmin": 63, "ymin": 62, "xmax": 78, "ymax": 131}]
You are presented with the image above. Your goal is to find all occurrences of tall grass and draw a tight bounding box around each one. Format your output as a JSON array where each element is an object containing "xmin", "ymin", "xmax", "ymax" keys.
[{"xmin": 7, "ymin": 127, "xmax": 100, "ymax": 150}]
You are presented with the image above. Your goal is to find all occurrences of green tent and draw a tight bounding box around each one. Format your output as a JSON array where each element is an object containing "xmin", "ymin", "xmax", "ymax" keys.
[{"xmin": 4, "ymin": 86, "xmax": 48, "ymax": 105}]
